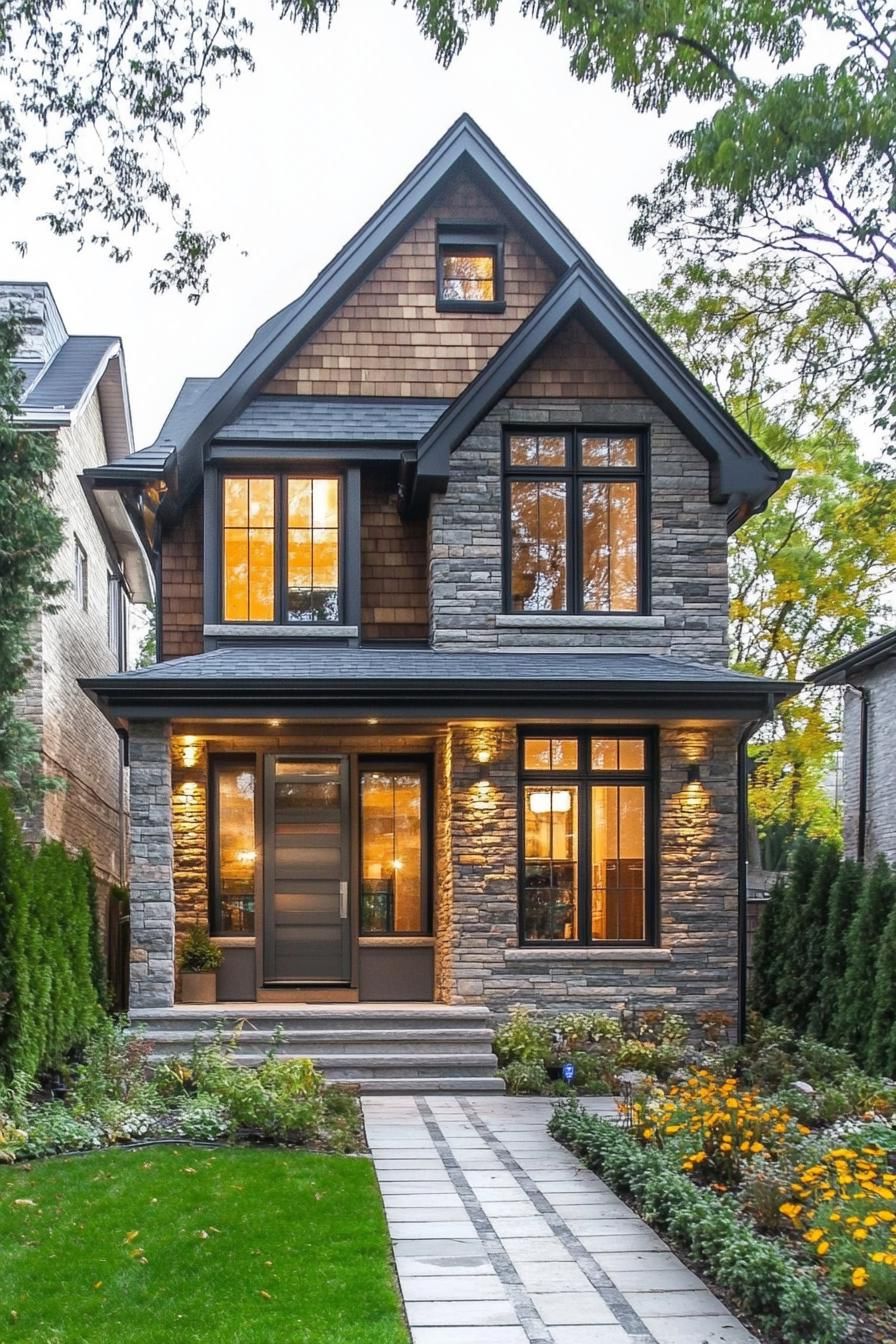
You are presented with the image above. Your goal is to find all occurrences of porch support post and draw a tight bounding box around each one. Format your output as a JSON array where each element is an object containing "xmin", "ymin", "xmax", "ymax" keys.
[{"xmin": 128, "ymin": 720, "xmax": 175, "ymax": 1008}]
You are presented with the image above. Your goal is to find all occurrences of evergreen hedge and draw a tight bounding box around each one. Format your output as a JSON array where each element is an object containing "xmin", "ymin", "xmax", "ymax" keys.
[
  {"xmin": 752, "ymin": 841, "xmax": 896, "ymax": 1070},
  {"xmin": 0, "ymin": 790, "xmax": 102, "ymax": 1080}
]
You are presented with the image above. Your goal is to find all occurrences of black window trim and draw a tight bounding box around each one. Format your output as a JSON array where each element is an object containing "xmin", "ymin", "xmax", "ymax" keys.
[
  {"xmin": 517, "ymin": 726, "xmax": 659, "ymax": 948},
  {"xmin": 218, "ymin": 469, "xmax": 344, "ymax": 626},
  {"xmin": 208, "ymin": 752, "xmax": 258, "ymax": 938},
  {"xmin": 502, "ymin": 426, "xmax": 650, "ymax": 616},
  {"xmin": 358, "ymin": 755, "xmax": 433, "ymax": 937},
  {"xmin": 436, "ymin": 221, "xmax": 506, "ymax": 314}
]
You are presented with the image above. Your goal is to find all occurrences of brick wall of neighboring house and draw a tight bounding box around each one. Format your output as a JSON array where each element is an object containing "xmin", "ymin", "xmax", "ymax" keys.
[
  {"xmin": 842, "ymin": 662, "xmax": 896, "ymax": 863},
  {"xmin": 160, "ymin": 497, "xmax": 203, "ymax": 659},
  {"xmin": 428, "ymin": 346, "xmax": 730, "ymax": 665},
  {"xmin": 444, "ymin": 723, "xmax": 740, "ymax": 1023},
  {"xmin": 264, "ymin": 174, "xmax": 557, "ymax": 399},
  {"xmin": 361, "ymin": 470, "xmax": 428, "ymax": 641},
  {"xmin": 21, "ymin": 392, "xmax": 128, "ymax": 891}
]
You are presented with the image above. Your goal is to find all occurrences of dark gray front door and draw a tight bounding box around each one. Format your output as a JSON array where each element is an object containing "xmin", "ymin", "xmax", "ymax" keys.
[{"xmin": 264, "ymin": 756, "xmax": 350, "ymax": 984}]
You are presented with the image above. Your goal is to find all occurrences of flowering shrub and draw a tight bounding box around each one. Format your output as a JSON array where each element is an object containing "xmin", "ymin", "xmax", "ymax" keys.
[
  {"xmin": 780, "ymin": 1143, "xmax": 896, "ymax": 1304},
  {"xmin": 630, "ymin": 1070, "xmax": 809, "ymax": 1187}
]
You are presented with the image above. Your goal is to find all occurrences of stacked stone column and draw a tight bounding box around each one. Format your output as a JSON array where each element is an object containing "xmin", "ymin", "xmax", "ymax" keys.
[{"xmin": 128, "ymin": 721, "xmax": 175, "ymax": 1008}]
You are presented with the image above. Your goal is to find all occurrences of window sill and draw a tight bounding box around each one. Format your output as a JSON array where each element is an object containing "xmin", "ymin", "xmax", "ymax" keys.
[
  {"xmin": 495, "ymin": 615, "xmax": 665, "ymax": 630},
  {"xmin": 204, "ymin": 624, "xmax": 359, "ymax": 639},
  {"xmin": 210, "ymin": 936, "xmax": 255, "ymax": 948},
  {"xmin": 504, "ymin": 946, "xmax": 672, "ymax": 963},
  {"xmin": 359, "ymin": 937, "xmax": 434, "ymax": 948}
]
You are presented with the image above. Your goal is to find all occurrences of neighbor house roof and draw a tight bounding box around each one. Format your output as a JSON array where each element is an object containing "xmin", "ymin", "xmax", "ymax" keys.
[
  {"xmin": 81, "ymin": 646, "xmax": 798, "ymax": 722},
  {"xmin": 103, "ymin": 115, "xmax": 785, "ymax": 528},
  {"xmin": 809, "ymin": 630, "xmax": 896, "ymax": 685}
]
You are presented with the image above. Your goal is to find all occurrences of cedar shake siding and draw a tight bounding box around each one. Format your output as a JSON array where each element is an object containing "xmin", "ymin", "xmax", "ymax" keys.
[
  {"xmin": 161, "ymin": 497, "xmax": 203, "ymax": 659},
  {"xmin": 264, "ymin": 175, "xmax": 557, "ymax": 399},
  {"xmin": 505, "ymin": 318, "xmax": 645, "ymax": 400},
  {"xmin": 360, "ymin": 470, "xmax": 428, "ymax": 642}
]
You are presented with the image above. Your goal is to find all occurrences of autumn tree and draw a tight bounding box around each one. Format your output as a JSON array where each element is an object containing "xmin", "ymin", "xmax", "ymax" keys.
[{"xmin": 639, "ymin": 267, "xmax": 896, "ymax": 841}]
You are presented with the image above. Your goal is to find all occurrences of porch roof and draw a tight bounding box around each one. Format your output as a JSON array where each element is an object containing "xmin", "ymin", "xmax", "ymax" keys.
[{"xmin": 81, "ymin": 646, "xmax": 798, "ymax": 723}]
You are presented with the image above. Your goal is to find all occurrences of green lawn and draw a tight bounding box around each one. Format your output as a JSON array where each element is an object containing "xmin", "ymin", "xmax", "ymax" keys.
[{"xmin": 0, "ymin": 1146, "xmax": 410, "ymax": 1344}]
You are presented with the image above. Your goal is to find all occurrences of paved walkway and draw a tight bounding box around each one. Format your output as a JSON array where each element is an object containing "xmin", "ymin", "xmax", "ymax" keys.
[{"xmin": 362, "ymin": 1094, "xmax": 757, "ymax": 1344}]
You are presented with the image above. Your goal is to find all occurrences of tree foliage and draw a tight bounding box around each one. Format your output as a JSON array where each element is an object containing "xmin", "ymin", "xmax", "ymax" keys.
[
  {"xmin": 639, "ymin": 266, "xmax": 896, "ymax": 841},
  {"xmin": 0, "ymin": 318, "xmax": 66, "ymax": 809},
  {"xmin": 812, "ymin": 857, "xmax": 863, "ymax": 1041}
]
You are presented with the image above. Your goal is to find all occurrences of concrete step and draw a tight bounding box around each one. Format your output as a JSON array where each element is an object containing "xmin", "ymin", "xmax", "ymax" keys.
[
  {"xmin": 179, "ymin": 1051, "xmax": 499, "ymax": 1079},
  {"xmin": 139, "ymin": 1027, "xmax": 495, "ymax": 1055},
  {"xmin": 356, "ymin": 1077, "xmax": 505, "ymax": 1094}
]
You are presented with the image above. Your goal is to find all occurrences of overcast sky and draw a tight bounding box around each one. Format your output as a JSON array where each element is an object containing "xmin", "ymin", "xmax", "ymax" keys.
[{"xmin": 1, "ymin": 1, "xmax": 688, "ymax": 447}]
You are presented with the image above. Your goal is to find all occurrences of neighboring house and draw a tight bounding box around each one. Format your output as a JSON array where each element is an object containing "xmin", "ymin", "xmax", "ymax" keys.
[
  {"xmin": 79, "ymin": 117, "xmax": 795, "ymax": 1072},
  {"xmin": 811, "ymin": 631, "xmax": 896, "ymax": 864},
  {"xmin": 3, "ymin": 282, "xmax": 152, "ymax": 909}
]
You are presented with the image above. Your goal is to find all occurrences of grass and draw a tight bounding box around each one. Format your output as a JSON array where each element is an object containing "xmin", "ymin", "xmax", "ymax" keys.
[{"xmin": 0, "ymin": 1145, "xmax": 410, "ymax": 1344}]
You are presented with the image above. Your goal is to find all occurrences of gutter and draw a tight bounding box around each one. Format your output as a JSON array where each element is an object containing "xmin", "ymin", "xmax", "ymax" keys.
[{"xmin": 737, "ymin": 696, "xmax": 776, "ymax": 1043}]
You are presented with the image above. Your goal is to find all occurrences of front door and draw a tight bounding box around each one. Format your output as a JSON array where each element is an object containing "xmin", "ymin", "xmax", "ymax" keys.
[{"xmin": 263, "ymin": 756, "xmax": 351, "ymax": 985}]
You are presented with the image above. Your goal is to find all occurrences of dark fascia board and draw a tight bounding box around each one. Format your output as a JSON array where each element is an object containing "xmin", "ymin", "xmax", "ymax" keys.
[
  {"xmin": 809, "ymin": 629, "xmax": 896, "ymax": 685},
  {"xmin": 411, "ymin": 265, "xmax": 788, "ymax": 529},
  {"xmin": 206, "ymin": 442, "xmax": 414, "ymax": 464},
  {"xmin": 160, "ymin": 115, "xmax": 590, "ymax": 506},
  {"xmin": 80, "ymin": 673, "xmax": 797, "ymax": 725}
]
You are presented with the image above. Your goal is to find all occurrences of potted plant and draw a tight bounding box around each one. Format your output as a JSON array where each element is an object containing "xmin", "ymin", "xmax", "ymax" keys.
[{"xmin": 178, "ymin": 925, "xmax": 222, "ymax": 1004}]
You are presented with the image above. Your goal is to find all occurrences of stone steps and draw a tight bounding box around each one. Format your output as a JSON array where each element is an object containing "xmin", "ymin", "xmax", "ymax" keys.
[{"xmin": 129, "ymin": 1003, "xmax": 503, "ymax": 1093}]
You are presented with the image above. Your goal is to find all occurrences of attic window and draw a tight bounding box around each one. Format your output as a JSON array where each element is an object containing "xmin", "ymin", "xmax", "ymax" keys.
[{"xmin": 437, "ymin": 225, "xmax": 505, "ymax": 312}]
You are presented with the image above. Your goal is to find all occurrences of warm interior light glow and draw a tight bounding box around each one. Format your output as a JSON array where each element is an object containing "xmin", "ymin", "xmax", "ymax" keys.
[
  {"xmin": 477, "ymin": 749, "xmax": 491, "ymax": 764},
  {"xmin": 269, "ymin": 719, "xmax": 281, "ymax": 727},
  {"xmin": 235, "ymin": 849, "xmax": 256, "ymax": 865},
  {"xmin": 361, "ymin": 770, "xmax": 424, "ymax": 933},
  {"xmin": 529, "ymin": 789, "xmax": 572, "ymax": 814},
  {"xmin": 182, "ymin": 745, "xmax": 199, "ymax": 768}
]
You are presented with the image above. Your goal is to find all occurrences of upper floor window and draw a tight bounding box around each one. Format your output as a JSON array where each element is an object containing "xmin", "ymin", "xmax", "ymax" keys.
[
  {"xmin": 222, "ymin": 474, "xmax": 340, "ymax": 624},
  {"xmin": 73, "ymin": 536, "xmax": 88, "ymax": 611},
  {"xmin": 504, "ymin": 429, "xmax": 645, "ymax": 615},
  {"xmin": 436, "ymin": 225, "xmax": 505, "ymax": 312}
]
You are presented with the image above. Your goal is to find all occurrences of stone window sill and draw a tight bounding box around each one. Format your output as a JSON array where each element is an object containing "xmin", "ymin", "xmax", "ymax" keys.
[
  {"xmin": 504, "ymin": 947, "xmax": 672, "ymax": 963},
  {"xmin": 210, "ymin": 936, "xmax": 255, "ymax": 948},
  {"xmin": 359, "ymin": 937, "xmax": 435, "ymax": 948},
  {"xmin": 495, "ymin": 615, "xmax": 666, "ymax": 630},
  {"xmin": 204, "ymin": 624, "xmax": 359, "ymax": 639}
]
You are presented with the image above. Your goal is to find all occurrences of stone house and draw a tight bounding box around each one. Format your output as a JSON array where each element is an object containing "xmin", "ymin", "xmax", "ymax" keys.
[
  {"xmin": 4, "ymin": 281, "xmax": 151, "ymax": 908},
  {"xmin": 80, "ymin": 118, "xmax": 795, "ymax": 1085},
  {"xmin": 811, "ymin": 630, "xmax": 896, "ymax": 864}
]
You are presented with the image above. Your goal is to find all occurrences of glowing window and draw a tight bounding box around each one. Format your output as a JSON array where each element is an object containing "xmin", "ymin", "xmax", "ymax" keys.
[{"xmin": 360, "ymin": 767, "xmax": 429, "ymax": 935}]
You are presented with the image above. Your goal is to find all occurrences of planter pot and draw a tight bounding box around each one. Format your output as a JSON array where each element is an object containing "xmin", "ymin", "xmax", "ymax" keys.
[{"xmin": 181, "ymin": 971, "xmax": 217, "ymax": 1005}]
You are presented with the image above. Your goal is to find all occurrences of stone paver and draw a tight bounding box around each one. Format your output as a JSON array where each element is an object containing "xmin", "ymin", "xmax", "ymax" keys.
[{"xmin": 362, "ymin": 1095, "xmax": 759, "ymax": 1344}]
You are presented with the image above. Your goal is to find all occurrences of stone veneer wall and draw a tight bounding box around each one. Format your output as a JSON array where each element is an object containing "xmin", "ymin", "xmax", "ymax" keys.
[
  {"xmin": 129, "ymin": 722, "xmax": 175, "ymax": 1008},
  {"xmin": 429, "ymin": 395, "xmax": 730, "ymax": 665},
  {"xmin": 171, "ymin": 735, "xmax": 209, "ymax": 972},
  {"xmin": 444, "ymin": 723, "xmax": 740, "ymax": 1024}
]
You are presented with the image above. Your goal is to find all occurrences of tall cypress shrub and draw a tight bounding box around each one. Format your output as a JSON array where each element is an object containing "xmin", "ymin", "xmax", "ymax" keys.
[
  {"xmin": 750, "ymin": 873, "xmax": 788, "ymax": 1020},
  {"xmin": 0, "ymin": 789, "xmax": 32, "ymax": 1077},
  {"xmin": 836, "ymin": 855, "xmax": 896, "ymax": 1065},
  {"xmin": 79, "ymin": 851, "xmax": 107, "ymax": 1005},
  {"xmin": 867, "ymin": 898, "xmax": 896, "ymax": 1076},
  {"xmin": 792, "ymin": 840, "xmax": 840, "ymax": 1037},
  {"xmin": 814, "ymin": 858, "xmax": 864, "ymax": 1044},
  {"xmin": 773, "ymin": 835, "xmax": 825, "ymax": 1029}
]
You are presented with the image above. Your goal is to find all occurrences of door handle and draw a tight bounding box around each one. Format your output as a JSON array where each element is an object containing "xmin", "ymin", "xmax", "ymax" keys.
[{"xmin": 339, "ymin": 881, "xmax": 349, "ymax": 919}]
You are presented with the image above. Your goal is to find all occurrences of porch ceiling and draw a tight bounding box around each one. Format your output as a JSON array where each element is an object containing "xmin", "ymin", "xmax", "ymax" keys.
[{"xmin": 81, "ymin": 646, "xmax": 798, "ymax": 724}]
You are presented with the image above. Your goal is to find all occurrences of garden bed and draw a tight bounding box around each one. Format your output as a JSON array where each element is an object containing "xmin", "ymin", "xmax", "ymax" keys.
[
  {"xmin": 0, "ymin": 1144, "xmax": 409, "ymax": 1343},
  {"xmin": 548, "ymin": 1020, "xmax": 896, "ymax": 1344}
]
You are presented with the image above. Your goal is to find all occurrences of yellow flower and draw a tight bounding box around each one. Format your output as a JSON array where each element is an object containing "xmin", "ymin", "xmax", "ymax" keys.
[
  {"xmin": 853, "ymin": 1228, "xmax": 869, "ymax": 1241},
  {"xmin": 805, "ymin": 1229, "xmax": 824, "ymax": 1244},
  {"xmin": 816, "ymin": 1241, "xmax": 830, "ymax": 1256},
  {"xmin": 779, "ymin": 1203, "xmax": 802, "ymax": 1219},
  {"xmin": 851, "ymin": 1267, "xmax": 869, "ymax": 1289}
]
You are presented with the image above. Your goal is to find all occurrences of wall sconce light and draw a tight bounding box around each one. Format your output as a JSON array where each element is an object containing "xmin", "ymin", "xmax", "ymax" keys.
[
  {"xmin": 477, "ymin": 749, "xmax": 491, "ymax": 783},
  {"xmin": 687, "ymin": 763, "xmax": 702, "ymax": 785}
]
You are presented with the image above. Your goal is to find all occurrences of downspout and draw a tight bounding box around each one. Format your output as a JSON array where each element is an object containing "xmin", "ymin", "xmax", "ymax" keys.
[
  {"xmin": 737, "ymin": 706, "xmax": 770, "ymax": 1045},
  {"xmin": 844, "ymin": 684, "xmax": 870, "ymax": 864}
]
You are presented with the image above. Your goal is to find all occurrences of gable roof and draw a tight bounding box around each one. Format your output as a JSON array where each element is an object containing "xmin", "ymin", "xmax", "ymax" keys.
[
  {"xmin": 104, "ymin": 114, "xmax": 785, "ymax": 528},
  {"xmin": 410, "ymin": 266, "xmax": 786, "ymax": 529},
  {"xmin": 809, "ymin": 629, "xmax": 896, "ymax": 685},
  {"xmin": 214, "ymin": 395, "xmax": 451, "ymax": 444}
]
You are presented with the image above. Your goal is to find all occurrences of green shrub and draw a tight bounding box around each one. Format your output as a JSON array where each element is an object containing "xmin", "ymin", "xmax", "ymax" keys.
[
  {"xmin": 194, "ymin": 1048, "xmax": 325, "ymax": 1142},
  {"xmin": 815, "ymin": 858, "xmax": 863, "ymax": 1043},
  {"xmin": 493, "ymin": 1007, "xmax": 551, "ymax": 1066},
  {"xmin": 501, "ymin": 1060, "xmax": 549, "ymax": 1094},
  {"xmin": 0, "ymin": 793, "xmax": 102, "ymax": 1079},
  {"xmin": 69, "ymin": 1016, "xmax": 156, "ymax": 1117},
  {"xmin": 868, "ymin": 893, "xmax": 896, "ymax": 1076},
  {"xmin": 178, "ymin": 925, "xmax": 223, "ymax": 973},
  {"xmin": 550, "ymin": 1102, "xmax": 846, "ymax": 1344},
  {"xmin": 836, "ymin": 855, "xmax": 896, "ymax": 1065}
]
